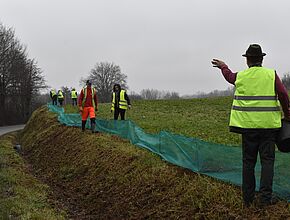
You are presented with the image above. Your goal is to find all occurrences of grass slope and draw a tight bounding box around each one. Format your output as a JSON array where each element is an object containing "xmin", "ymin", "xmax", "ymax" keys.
[
  {"xmin": 20, "ymin": 98, "xmax": 290, "ymax": 219},
  {"xmin": 0, "ymin": 132, "xmax": 66, "ymax": 219}
]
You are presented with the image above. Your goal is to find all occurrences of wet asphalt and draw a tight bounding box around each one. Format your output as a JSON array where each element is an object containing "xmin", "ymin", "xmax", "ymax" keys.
[{"xmin": 0, "ymin": 125, "xmax": 25, "ymax": 136}]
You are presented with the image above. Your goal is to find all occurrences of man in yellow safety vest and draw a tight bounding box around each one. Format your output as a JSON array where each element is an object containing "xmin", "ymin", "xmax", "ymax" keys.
[
  {"xmin": 71, "ymin": 88, "xmax": 78, "ymax": 106},
  {"xmin": 57, "ymin": 89, "xmax": 64, "ymax": 106},
  {"xmin": 111, "ymin": 84, "xmax": 131, "ymax": 120},
  {"xmin": 212, "ymin": 44, "xmax": 290, "ymax": 207},
  {"xmin": 50, "ymin": 89, "xmax": 57, "ymax": 105}
]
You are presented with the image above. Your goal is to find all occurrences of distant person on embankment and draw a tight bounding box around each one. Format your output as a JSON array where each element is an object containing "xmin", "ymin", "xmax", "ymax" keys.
[
  {"xmin": 57, "ymin": 89, "xmax": 64, "ymax": 106},
  {"xmin": 78, "ymin": 80, "xmax": 98, "ymax": 133},
  {"xmin": 111, "ymin": 84, "xmax": 131, "ymax": 120},
  {"xmin": 50, "ymin": 89, "xmax": 57, "ymax": 105},
  {"xmin": 71, "ymin": 88, "xmax": 78, "ymax": 106},
  {"xmin": 211, "ymin": 44, "xmax": 290, "ymax": 207}
]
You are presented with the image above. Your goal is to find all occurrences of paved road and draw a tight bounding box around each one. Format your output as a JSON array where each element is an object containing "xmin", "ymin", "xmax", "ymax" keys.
[{"xmin": 0, "ymin": 125, "xmax": 25, "ymax": 136}]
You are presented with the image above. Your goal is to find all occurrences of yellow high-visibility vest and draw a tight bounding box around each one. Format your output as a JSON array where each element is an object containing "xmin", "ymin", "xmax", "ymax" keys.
[
  {"xmin": 58, "ymin": 91, "xmax": 64, "ymax": 99},
  {"xmin": 51, "ymin": 90, "xmax": 56, "ymax": 96},
  {"xmin": 111, "ymin": 90, "xmax": 128, "ymax": 111},
  {"xmin": 71, "ymin": 90, "xmax": 77, "ymax": 99},
  {"xmin": 230, "ymin": 66, "xmax": 281, "ymax": 129}
]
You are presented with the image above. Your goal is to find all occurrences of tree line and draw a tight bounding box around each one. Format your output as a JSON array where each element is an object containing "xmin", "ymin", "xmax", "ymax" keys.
[
  {"xmin": 80, "ymin": 62, "xmax": 180, "ymax": 102},
  {"xmin": 80, "ymin": 62, "xmax": 290, "ymax": 102},
  {"xmin": 0, "ymin": 23, "xmax": 45, "ymax": 125},
  {"xmin": 282, "ymin": 73, "xmax": 290, "ymax": 90},
  {"xmin": 3, "ymin": 22, "xmax": 290, "ymax": 125}
]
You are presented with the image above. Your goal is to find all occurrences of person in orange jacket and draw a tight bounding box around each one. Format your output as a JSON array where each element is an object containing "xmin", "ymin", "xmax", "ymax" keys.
[{"xmin": 78, "ymin": 80, "xmax": 98, "ymax": 133}]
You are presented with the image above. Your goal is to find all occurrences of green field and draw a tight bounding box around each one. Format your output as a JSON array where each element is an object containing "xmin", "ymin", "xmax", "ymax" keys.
[{"xmin": 66, "ymin": 96, "xmax": 241, "ymax": 145}]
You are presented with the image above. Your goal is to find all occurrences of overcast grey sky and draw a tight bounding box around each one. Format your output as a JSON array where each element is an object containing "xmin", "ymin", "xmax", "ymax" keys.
[{"xmin": 1, "ymin": 0, "xmax": 290, "ymax": 95}]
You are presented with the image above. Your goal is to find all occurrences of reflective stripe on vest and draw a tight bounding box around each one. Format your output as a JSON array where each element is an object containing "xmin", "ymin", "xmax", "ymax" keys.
[
  {"xmin": 58, "ymin": 91, "xmax": 64, "ymax": 99},
  {"xmin": 111, "ymin": 93, "xmax": 116, "ymax": 111},
  {"xmin": 234, "ymin": 95, "xmax": 277, "ymax": 100},
  {"xmin": 71, "ymin": 90, "xmax": 77, "ymax": 98},
  {"xmin": 82, "ymin": 87, "xmax": 95, "ymax": 108},
  {"xmin": 111, "ymin": 90, "xmax": 127, "ymax": 111},
  {"xmin": 232, "ymin": 106, "xmax": 280, "ymax": 112},
  {"xmin": 229, "ymin": 67, "xmax": 281, "ymax": 129}
]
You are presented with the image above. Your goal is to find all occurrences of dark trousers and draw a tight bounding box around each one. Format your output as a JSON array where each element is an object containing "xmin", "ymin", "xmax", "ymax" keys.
[
  {"xmin": 72, "ymin": 98, "xmax": 77, "ymax": 106},
  {"xmin": 114, "ymin": 108, "xmax": 126, "ymax": 120},
  {"xmin": 241, "ymin": 130, "xmax": 277, "ymax": 204},
  {"xmin": 52, "ymin": 96, "xmax": 57, "ymax": 105},
  {"xmin": 82, "ymin": 118, "xmax": 95, "ymax": 133},
  {"xmin": 58, "ymin": 99, "xmax": 63, "ymax": 106}
]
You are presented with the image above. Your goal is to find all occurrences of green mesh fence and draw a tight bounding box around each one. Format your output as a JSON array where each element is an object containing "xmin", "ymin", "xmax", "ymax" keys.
[{"xmin": 48, "ymin": 103, "xmax": 290, "ymax": 201}]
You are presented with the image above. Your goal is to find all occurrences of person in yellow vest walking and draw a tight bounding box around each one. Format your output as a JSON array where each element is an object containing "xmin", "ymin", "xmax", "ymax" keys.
[
  {"xmin": 111, "ymin": 84, "xmax": 131, "ymax": 120},
  {"xmin": 50, "ymin": 89, "xmax": 57, "ymax": 105},
  {"xmin": 212, "ymin": 44, "xmax": 290, "ymax": 207},
  {"xmin": 78, "ymin": 80, "xmax": 98, "ymax": 133},
  {"xmin": 71, "ymin": 88, "xmax": 78, "ymax": 106},
  {"xmin": 57, "ymin": 89, "xmax": 64, "ymax": 106}
]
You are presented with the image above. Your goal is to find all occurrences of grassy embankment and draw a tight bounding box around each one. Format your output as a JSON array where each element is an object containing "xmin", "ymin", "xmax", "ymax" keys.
[
  {"xmin": 2, "ymin": 96, "xmax": 289, "ymax": 219},
  {"xmin": 0, "ymin": 132, "xmax": 66, "ymax": 219}
]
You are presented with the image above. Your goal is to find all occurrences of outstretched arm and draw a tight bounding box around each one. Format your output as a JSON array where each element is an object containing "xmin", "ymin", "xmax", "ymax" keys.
[
  {"xmin": 211, "ymin": 59, "xmax": 237, "ymax": 85},
  {"xmin": 211, "ymin": 59, "xmax": 226, "ymax": 69}
]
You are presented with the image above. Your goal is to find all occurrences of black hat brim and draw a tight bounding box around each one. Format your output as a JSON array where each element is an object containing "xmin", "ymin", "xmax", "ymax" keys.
[{"xmin": 242, "ymin": 53, "xmax": 266, "ymax": 57}]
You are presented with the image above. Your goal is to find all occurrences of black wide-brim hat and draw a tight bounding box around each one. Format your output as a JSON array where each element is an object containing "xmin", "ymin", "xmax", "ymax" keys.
[{"xmin": 242, "ymin": 44, "xmax": 266, "ymax": 57}]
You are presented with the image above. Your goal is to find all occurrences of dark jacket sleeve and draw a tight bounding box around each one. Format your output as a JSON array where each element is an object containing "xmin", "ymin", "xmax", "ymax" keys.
[
  {"xmin": 125, "ymin": 92, "xmax": 131, "ymax": 105},
  {"xmin": 275, "ymin": 73, "xmax": 290, "ymax": 117},
  {"xmin": 220, "ymin": 64, "xmax": 237, "ymax": 85}
]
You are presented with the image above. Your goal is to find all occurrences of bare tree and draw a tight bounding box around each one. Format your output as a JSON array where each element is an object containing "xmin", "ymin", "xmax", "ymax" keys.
[
  {"xmin": 82, "ymin": 62, "xmax": 128, "ymax": 103},
  {"xmin": 163, "ymin": 91, "xmax": 180, "ymax": 100},
  {"xmin": 140, "ymin": 89, "xmax": 161, "ymax": 100},
  {"xmin": 195, "ymin": 86, "xmax": 234, "ymax": 98},
  {"xmin": 282, "ymin": 72, "xmax": 290, "ymax": 90},
  {"xmin": 129, "ymin": 91, "xmax": 143, "ymax": 100},
  {"xmin": 0, "ymin": 23, "xmax": 46, "ymax": 125},
  {"xmin": 61, "ymin": 86, "xmax": 70, "ymax": 105},
  {"xmin": 139, "ymin": 89, "xmax": 180, "ymax": 100}
]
